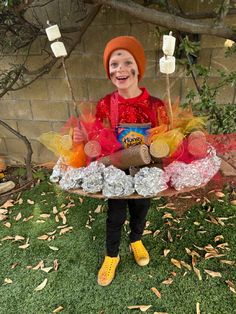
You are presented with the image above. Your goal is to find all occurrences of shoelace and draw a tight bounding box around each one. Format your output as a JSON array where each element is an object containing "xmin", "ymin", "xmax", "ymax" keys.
[
  {"xmin": 102, "ymin": 258, "xmax": 116, "ymax": 276},
  {"xmin": 132, "ymin": 243, "xmax": 146, "ymax": 258}
]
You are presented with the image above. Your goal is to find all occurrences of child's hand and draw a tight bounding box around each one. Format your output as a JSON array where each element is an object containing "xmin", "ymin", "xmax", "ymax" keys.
[{"xmin": 73, "ymin": 127, "xmax": 84, "ymax": 143}]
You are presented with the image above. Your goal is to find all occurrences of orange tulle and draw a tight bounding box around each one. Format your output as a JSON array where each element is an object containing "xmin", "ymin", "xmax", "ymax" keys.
[{"xmin": 67, "ymin": 143, "xmax": 87, "ymax": 168}]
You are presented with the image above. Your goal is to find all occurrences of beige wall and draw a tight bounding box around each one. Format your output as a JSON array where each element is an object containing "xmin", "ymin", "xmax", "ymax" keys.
[{"xmin": 0, "ymin": 5, "xmax": 235, "ymax": 164}]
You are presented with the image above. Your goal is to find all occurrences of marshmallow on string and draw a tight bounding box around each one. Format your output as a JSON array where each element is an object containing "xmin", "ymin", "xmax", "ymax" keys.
[
  {"xmin": 43, "ymin": 22, "xmax": 88, "ymax": 168},
  {"xmin": 45, "ymin": 22, "xmax": 67, "ymax": 58},
  {"xmin": 159, "ymin": 31, "xmax": 176, "ymax": 130}
]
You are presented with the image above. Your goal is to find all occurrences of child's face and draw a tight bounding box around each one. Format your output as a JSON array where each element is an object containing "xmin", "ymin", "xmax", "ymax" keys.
[{"xmin": 109, "ymin": 49, "xmax": 139, "ymax": 91}]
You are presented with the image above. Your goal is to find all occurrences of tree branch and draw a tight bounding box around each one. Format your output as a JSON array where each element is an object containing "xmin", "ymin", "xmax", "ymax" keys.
[
  {"xmin": 0, "ymin": 119, "xmax": 33, "ymax": 181},
  {"xmin": 92, "ymin": 0, "xmax": 236, "ymax": 41}
]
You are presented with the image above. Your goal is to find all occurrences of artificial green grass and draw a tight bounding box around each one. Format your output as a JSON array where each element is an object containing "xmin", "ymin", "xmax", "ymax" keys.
[{"xmin": 0, "ymin": 181, "xmax": 236, "ymax": 314}]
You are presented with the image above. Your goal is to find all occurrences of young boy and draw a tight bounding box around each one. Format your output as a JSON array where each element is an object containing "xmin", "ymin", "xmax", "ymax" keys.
[{"xmin": 95, "ymin": 36, "xmax": 168, "ymax": 286}]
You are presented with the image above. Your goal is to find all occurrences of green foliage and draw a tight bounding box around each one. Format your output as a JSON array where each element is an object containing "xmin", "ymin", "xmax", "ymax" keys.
[
  {"xmin": 13, "ymin": 166, "xmax": 27, "ymax": 177},
  {"xmin": 178, "ymin": 36, "xmax": 200, "ymax": 59},
  {"xmin": 179, "ymin": 36, "xmax": 236, "ymax": 134},
  {"xmin": 32, "ymin": 168, "xmax": 48, "ymax": 182}
]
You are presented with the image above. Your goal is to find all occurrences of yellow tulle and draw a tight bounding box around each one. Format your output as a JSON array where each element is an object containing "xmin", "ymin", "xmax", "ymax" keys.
[
  {"xmin": 151, "ymin": 128, "xmax": 185, "ymax": 155},
  {"xmin": 38, "ymin": 132, "xmax": 86, "ymax": 168}
]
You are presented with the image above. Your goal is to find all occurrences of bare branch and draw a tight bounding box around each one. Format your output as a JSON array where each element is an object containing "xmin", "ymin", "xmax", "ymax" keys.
[{"xmin": 0, "ymin": 119, "xmax": 33, "ymax": 181}]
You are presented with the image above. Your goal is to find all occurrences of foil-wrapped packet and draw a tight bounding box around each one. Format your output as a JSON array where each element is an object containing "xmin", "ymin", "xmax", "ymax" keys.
[
  {"xmin": 134, "ymin": 167, "xmax": 169, "ymax": 197},
  {"xmin": 59, "ymin": 167, "xmax": 85, "ymax": 190},
  {"xmin": 50, "ymin": 158, "xmax": 69, "ymax": 183},
  {"xmin": 103, "ymin": 165, "xmax": 135, "ymax": 197},
  {"xmin": 165, "ymin": 147, "xmax": 221, "ymax": 190},
  {"xmin": 81, "ymin": 161, "xmax": 105, "ymax": 193}
]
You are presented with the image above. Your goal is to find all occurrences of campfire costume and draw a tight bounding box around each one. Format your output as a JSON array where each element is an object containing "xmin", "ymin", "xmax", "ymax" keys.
[{"xmin": 96, "ymin": 36, "xmax": 168, "ymax": 286}]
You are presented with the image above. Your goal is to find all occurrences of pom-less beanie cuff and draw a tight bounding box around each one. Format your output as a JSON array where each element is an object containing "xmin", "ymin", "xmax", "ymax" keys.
[{"xmin": 103, "ymin": 36, "xmax": 146, "ymax": 81}]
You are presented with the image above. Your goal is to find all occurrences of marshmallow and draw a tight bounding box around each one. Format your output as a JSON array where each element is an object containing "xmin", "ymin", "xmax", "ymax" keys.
[
  {"xmin": 51, "ymin": 41, "xmax": 67, "ymax": 58},
  {"xmin": 159, "ymin": 56, "xmax": 175, "ymax": 74},
  {"xmin": 162, "ymin": 34, "xmax": 176, "ymax": 56},
  {"xmin": 45, "ymin": 24, "xmax": 61, "ymax": 41}
]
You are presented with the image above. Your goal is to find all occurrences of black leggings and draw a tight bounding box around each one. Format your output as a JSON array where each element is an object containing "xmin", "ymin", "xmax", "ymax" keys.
[{"xmin": 106, "ymin": 198, "xmax": 150, "ymax": 257}]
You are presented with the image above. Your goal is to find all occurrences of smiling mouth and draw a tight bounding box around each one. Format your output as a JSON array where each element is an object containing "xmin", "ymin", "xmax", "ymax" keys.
[{"xmin": 116, "ymin": 76, "xmax": 129, "ymax": 81}]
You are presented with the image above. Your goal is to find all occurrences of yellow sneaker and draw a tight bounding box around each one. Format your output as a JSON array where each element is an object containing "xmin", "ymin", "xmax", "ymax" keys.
[
  {"xmin": 97, "ymin": 255, "xmax": 120, "ymax": 286},
  {"xmin": 130, "ymin": 240, "xmax": 150, "ymax": 266}
]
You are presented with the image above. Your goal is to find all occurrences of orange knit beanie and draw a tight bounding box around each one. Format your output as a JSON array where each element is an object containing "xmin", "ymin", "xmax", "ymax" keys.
[{"xmin": 103, "ymin": 36, "xmax": 146, "ymax": 81}]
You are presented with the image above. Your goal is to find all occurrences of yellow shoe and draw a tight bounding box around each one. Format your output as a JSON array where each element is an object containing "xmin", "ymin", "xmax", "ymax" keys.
[
  {"xmin": 130, "ymin": 240, "xmax": 150, "ymax": 266},
  {"xmin": 97, "ymin": 255, "xmax": 120, "ymax": 286}
]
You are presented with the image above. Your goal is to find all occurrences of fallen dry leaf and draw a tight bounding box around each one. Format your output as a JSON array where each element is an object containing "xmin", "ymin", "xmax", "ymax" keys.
[
  {"xmin": 11, "ymin": 262, "xmax": 19, "ymax": 269},
  {"xmin": 162, "ymin": 213, "xmax": 173, "ymax": 219},
  {"xmin": 4, "ymin": 278, "xmax": 13, "ymax": 285},
  {"xmin": 52, "ymin": 206, "xmax": 58, "ymax": 214},
  {"xmin": 151, "ymin": 287, "xmax": 161, "ymax": 299},
  {"xmin": 143, "ymin": 230, "xmax": 152, "ymax": 236},
  {"xmin": 27, "ymin": 199, "xmax": 34, "ymax": 205},
  {"xmin": 41, "ymin": 267, "xmax": 53, "ymax": 273},
  {"xmin": 167, "ymin": 230, "xmax": 173, "ymax": 242},
  {"xmin": 18, "ymin": 198, "xmax": 23, "ymax": 205},
  {"xmin": 153, "ymin": 312, "xmax": 168, "ymax": 314},
  {"xmin": 204, "ymin": 244, "xmax": 216, "ymax": 252},
  {"xmin": 171, "ymin": 258, "xmax": 181, "ymax": 269},
  {"xmin": 225, "ymin": 280, "xmax": 235, "ymax": 288},
  {"xmin": 54, "ymin": 259, "xmax": 59, "ymax": 271},
  {"xmin": 0, "ymin": 209, "xmax": 8, "ymax": 214},
  {"xmin": 0, "ymin": 214, "xmax": 8, "ymax": 221},
  {"xmin": 215, "ymin": 191, "xmax": 225, "ymax": 198},
  {"xmin": 59, "ymin": 211, "xmax": 67, "ymax": 224},
  {"xmin": 32, "ymin": 260, "xmax": 44, "ymax": 270},
  {"xmin": 19, "ymin": 243, "xmax": 30, "ymax": 249},
  {"xmin": 37, "ymin": 235, "xmax": 49, "ymax": 241},
  {"xmin": 193, "ymin": 267, "xmax": 202, "ymax": 280},
  {"xmin": 55, "ymin": 215, "xmax": 59, "ymax": 223},
  {"xmin": 3, "ymin": 222, "xmax": 11, "ymax": 228},
  {"xmin": 57, "ymin": 225, "xmax": 68, "ymax": 229},
  {"xmin": 216, "ymin": 242, "xmax": 230, "ymax": 250},
  {"xmin": 127, "ymin": 305, "xmax": 152, "ymax": 312},
  {"xmin": 59, "ymin": 226, "xmax": 73, "ymax": 235},
  {"xmin": 14, "ymin": 235, "xmax": 25, "ymax": 241},
  {"xmin": 47, "ymin": 230, "xmax": 57, "ymax": 236},
  {"xmin": 196, "ymin": 302, "xmax": 200, "ymax": 314},
  {"xmin": 1, "ymin": 236, "xmax": 14, "ymax": 241},
  {"xmin": 153, "ymin": 229, "xmax": 161, "ymax": 237},
  {"xmin": 40, "ymin": 214, "xmax": 50, "ymax": 219},
  {"xmin": 162, "ymin": 278, "xmax": 173, "ymax": 285},
  {"xmin": 34, "ymin": 278, "xmax": 48, "ymax": 291},
  {"xmin": 204, "ymin": 269, "xmax": 222, "ymax": 278},
  {"xmin": 36, "ymin": 220, "xmax": 45, "ymax": 223},
  {"xmin": 94, "ymin": 205, "xmax": 103, "ymax": 213},
  {"xmin": 229, "ymin": 287, "xmax": 236, "ymax": 294},
  {"xmin": 1, "ymin": 199, "xmax": 14, "ymax": 209},
  {"xmin": 180, "ymin": 261, "xmax": 192, "ymax": 271},
  {"xmin": 214, "ymin": 235, "xmax": 224, "ymax": 242},
  {"xmin": 163, "ymin": 249, "xmax": 170, "ymax": 257},
  {"xmin": 14, "ymin": 212, "xmax": 22, "ymax": 221},
  {"xmin": 230, "ymin": 200, "xmax": 236, "ymax": 206},
  {"xmin": 220, "ymin": 260, "xmax": 235, "ymax": 265},
  {"xmin": 23, "ymin": 215, "xmax": 34, "ymax": 222},
  {"xmin": 49, "ymin": 246, "xmax": 59, "ymax": 251},
  {"xmin": 205, "ymin": 253, "xmax": 225, "ymax": 259},
  {"xmin": 53, "ymin": 306, "xmax": 64, "ymax": 313}
]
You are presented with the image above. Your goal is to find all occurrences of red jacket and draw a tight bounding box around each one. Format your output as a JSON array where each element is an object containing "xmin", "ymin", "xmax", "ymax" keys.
[{"xmin": 96, "ymin": 88, "xmax": 168, "ymax": 129}]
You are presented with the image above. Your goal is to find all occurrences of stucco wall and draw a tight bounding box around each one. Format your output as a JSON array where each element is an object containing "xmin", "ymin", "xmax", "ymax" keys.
[{"xmin": 0, "ymin": 5, "xmax": 235, "ymax": 165}]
